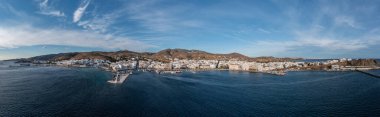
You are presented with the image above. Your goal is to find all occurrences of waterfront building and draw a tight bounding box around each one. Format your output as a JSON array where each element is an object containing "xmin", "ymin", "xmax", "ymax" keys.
[
  {"xmin": 331, "ymin": 65, "xmax": 340, "ymax": 70},
  {"xmin": 229, "ymin": 64, "xmax": 241, "ymax": 70}
]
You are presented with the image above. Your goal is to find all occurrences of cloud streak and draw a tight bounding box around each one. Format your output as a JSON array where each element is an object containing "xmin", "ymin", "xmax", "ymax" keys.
[
  {"xmin": 334, "ymin": 16, "xmax": 359, "ymax": 28},
  {"xmin": 0, "ymin": 25, "xmax": 156, "ymax": 51},
  {"xmin": 73, "ymin": 0, "xmax": 90, "ymax": 23},
  {"xmin": 126, "ymin": 0, "xmax": 203, "ymax": 32},
  {"xmin": 257, "ymin": 28, "xmax": 271, "ymax": 34},
  {"xmin": 37, "ymin": 0, "xmax": 65, "ymax": 17},
  {"xmin": 246, "ymin": 28, "xmax": 380, "ymax": 57},
  {"xmin": 2, "ymin": 0, "xmax": 380, "ymax": 58},
  {"xmin": 77, "ymin": 8, "xmax": 124, "ymax": 33}
]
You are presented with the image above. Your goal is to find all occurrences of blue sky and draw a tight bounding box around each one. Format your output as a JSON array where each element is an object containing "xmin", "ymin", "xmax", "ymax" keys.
[{"xmin": 0, "ymin": 0, "xmax": 380, "ymax": 60}]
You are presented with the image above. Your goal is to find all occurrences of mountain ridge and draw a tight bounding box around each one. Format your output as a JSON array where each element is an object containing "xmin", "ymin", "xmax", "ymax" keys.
[{"xmin": 21, "ymin": 48, "xmax": 302, "ymax": 63}]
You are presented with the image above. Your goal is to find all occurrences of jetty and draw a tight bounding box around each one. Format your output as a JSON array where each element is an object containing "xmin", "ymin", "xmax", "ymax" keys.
[
  {"xmin": 265, "ymin": 71, "xmax": 286, "ymax": 76},
  {"xmin": 356, "ymin": 70, "xmax": 380, "ymax": 78},
  {"xmin": 155, "ymin": 70, "xmax": 182, "ymax": 74},
  {"xmin": 108, "ymin": 71, "xmax": 130, "ymax": 84}
]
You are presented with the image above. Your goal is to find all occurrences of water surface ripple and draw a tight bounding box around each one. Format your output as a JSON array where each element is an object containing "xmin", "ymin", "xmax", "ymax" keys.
[{"xmin": 0, "ymin": 64, "xmax": 380, "ymax": 116}]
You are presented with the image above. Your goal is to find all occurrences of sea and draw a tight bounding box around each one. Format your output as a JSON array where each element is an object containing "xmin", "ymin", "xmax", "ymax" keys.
[{"xmin": 1, "ymin": 61, "xmax": 380, "ymax": 116}]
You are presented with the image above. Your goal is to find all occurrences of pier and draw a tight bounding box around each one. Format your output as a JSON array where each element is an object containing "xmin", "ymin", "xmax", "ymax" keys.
[
  {"xmin": 356, "ymin": 70, "xmax": 380, "ymax": 78},
  {"xmin": 108, "ymin": 70, "xmax": 132, "ymax": 84},
  {"xmin": 108, "ymin": 72, "xmax": 129, "ymax": 84},
  {"xmin": 156, "ymin": 70, "xmax": 182, "ymax": 74},
  {"xmin": 264, "ymin": 71, "xmax": 286, "ymax": 76}
]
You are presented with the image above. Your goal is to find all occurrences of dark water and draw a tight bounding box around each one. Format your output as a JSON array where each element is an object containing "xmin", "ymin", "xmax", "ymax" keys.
[{"xmin": 1, "ymin": 62, "xmax": 380, "ymax": 116}]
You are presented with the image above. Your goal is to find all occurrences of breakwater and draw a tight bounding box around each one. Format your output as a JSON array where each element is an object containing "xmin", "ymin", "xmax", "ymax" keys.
[{"xmin": 356, "ymin": 70, "xmax": 380, "ymax": 78}]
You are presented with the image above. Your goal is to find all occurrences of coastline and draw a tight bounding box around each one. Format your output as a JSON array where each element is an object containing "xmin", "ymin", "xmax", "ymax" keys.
[
  {"xmin": 19, "ymin": 63, "xmax": 380, "ymax": 77},
  {"xmin": 6, "ymin": 58, "xmax": 380, "ymax": 77}
]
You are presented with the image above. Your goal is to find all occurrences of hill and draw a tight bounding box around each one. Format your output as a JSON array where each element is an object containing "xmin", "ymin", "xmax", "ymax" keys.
[
  {"xmin": 150, "ymin": 49, "xmax": 250, "ymax": 62},
  {"xmin": 19, "ymin": 48, "xmax": 300, "ymax": 63}
]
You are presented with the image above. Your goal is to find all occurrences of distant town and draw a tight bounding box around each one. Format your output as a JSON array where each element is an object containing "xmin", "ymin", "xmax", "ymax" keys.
[
  {"xmin": 13, "ymin": 49, "xmax": 379, "ymax": 76},
  {"xmin": 50, "ymin": 57, "xmax": 378, "ymax": 75}
]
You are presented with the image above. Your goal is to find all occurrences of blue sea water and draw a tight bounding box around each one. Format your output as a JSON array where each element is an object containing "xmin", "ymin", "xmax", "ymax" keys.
[{"xmin": 1, "ymin": 61, "xmax": 380, "ymax": 116}]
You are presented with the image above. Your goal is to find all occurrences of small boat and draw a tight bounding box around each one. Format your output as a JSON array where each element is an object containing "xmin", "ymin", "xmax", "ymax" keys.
[{"xmin": 155, "ymin": 70, "xmax": 161, "ymax": 74}]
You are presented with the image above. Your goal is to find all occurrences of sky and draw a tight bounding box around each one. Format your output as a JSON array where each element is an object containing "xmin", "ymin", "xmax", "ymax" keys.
[{"xmin": 0, "ymin": 0, "xmax": 380, "ymax": 60}]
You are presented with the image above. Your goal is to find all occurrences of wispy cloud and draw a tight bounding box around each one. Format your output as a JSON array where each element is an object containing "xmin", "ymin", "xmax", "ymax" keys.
[
  {"xmin": 247, "ymin": 28, "xmax": 380, "ymax": 57},
  {"xmin": 257, "ymin": 28, "xmax": 271, "ymax": 34},
  {"xmin": 0, "ymin": 25, "xmax": 156, "ymax": 51},
  {"xmin": 1, "ymin": 0, "xmax": 379, "ymax": 58},
  {"xmin": 77, "ymin": 8, "xmax": 123, "ymax": 33},
  {"xmin": 334, "ymin": 16, "xmax": 359, "ymax": 28},
  {"xmin": 73, "ymin": 0, "xmax": 91, "ymax": 23},
  {"xmin": 37, "ymin": 0, "xmax": 65, "ymax": 17},
  {"xmin": 0, "ymin": 2, "xmax": 41, "ymax": 24},
  {"xmin": 126, "ymin": 0, "xmax": 203, "ymax": 32},
  {"xmin": 232, "ymin": 0, "xmax": 380, "ymax": 58},
  {"xmin": 0, "ymin": 3, "xmax": 29, "ymax": 18}
]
